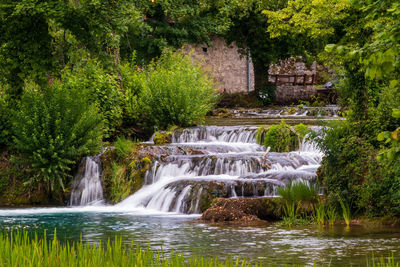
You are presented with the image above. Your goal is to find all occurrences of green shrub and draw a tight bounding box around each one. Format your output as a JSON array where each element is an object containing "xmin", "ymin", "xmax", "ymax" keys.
[
  {"xmin": 358, "ymin": 159, "xmax": 400, "ymax": 217},
  {"xmin": 114, "ymin": 137, "xmax": 135, "ymax": 161},
  {"xmin": 62, "ymin": 56, "xmax": 123, "ymax": 137},
  {"xmin": 293, "ymin": 123, "xmax": 309, "ymax": 139},
  {"xmin": 263, "ymin": 120, "xmax": 298, "ymax": 152},
  {"xmin": 124, "ymin": 50, "xmax": 218, "ymax": 129},
  {"xmin": 0, "ymin": 90, "xmax": 10, "ymax": 148},
  {"xmin": 11, "ymin": 82, "xmax": 103, "ymax": 192}
]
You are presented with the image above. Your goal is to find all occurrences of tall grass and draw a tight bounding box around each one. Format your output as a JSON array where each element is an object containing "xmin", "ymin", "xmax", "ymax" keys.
[
  {"xmin": 326, "ymin": 206, "xmax": 337, "ymax": 226},
  {"xmin": 0, "ymin": 231, "xmax": 399, "ymax": 267},
  {"xmin": 314, "ymin": 201, "xmax": 326, "ymax": 226},
  {"xmin": 114, "ymin": 137, "xmax": 136, "ymax": 161},
  {"xmin": 339, "ymin": 197, "xmax": 351, "ymax": 227},
  {"xmin": 0, "ymin": 230, "xmax": 256, "ymax": 267},
  {"xmin": 278, "ymin": 181, "xmax": 319, "ymax": 226}
]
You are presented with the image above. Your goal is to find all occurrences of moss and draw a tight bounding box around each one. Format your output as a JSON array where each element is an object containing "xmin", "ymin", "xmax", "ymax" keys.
[
  {"xmin": 263, "ymin": 120, "xmax": 298, "ymax": 152},
  {"xmin": 153, "ymin": 131, "xmax": 172, "ymax": 144},
  {"xmin": 255, "ymin": 126, "xmax": 268, "ymax": 145},
  {"xmin": 285, "ymin": 106, "xmax": 298, "ymax": 115},
  {"xmin": 101, "ymin": 144, "xmax": 152, "ymax": 204}
]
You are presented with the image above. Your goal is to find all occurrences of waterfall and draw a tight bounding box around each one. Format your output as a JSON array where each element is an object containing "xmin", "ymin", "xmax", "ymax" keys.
[
  {"xmin": 70, "ymin": 155, "xmax": 104, "ymax": 206},
  {"xmin": 117, "ymin": 125, "xmax": 324, "ymax": 214}
]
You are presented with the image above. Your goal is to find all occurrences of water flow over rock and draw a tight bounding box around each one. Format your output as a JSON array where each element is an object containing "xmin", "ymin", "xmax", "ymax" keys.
[
  {"xmin": 70, "ymin": 154, "xmax": 104, "ymax": 206},
  {"xmin": 117, "ymin": 125, "xmax": 323, "ymax": 214}
]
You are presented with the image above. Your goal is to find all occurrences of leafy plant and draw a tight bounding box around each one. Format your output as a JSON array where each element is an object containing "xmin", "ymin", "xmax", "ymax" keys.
[
  {"xmin": 11, "ymin": 82, "xmax": 103, "ymax": 192},
  {"xmin": 327, "ymin": 206, "xmax": 337, "ymax": 226},
  {"xmin": 0, "ymin": 89, "xmax": 11, "ymax": 148},
  {"xmin": 114, "ymin": 137, "xmax": 136, "ymax": 161},
  {"xmin": 314, "ymin": 201, "xmax": 326, "ymax": 226},
  {"xmin": 125, "ymin": 50, "xmax": 218, "ymax": 130},
  {"xmin": 377, "ymin": 109, "xmax": 400, "ymax": 162},
  {"xmin": 62, "ymin": 56, "xmax": 123, "ymax": 137},
  {"xmin": 263, "ymin": 120, "xmax": 298, "ymax": 152},
  {"xmin": 338, "ymin": 197, "xmax": 351, "ymax": 227},
  {"xmin": 293, "ymin": 124, "xmax": 309, "ymax": 139},
  {"xmin": 258, "ymin": 82, "xmax": 276, "ymax": 105}
]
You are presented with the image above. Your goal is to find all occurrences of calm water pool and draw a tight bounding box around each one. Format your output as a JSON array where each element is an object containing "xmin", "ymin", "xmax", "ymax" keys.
[{"xmin": 0, "ymin": 206, "xmax": 399, "ymax": 266}]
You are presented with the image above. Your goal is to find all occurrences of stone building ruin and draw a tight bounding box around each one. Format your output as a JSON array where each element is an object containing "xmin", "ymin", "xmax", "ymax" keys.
[{"xmin": 186, "ymin": 37, "xmax": 321, "ymax": 103}]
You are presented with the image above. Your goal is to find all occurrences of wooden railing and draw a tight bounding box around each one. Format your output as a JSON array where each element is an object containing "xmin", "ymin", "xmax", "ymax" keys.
[{"xmin": 269, "ymin": 74, "xmax": 317, "ymax": 86}]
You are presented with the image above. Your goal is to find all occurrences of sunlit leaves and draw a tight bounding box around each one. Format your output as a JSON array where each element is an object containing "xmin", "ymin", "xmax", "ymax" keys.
[{"xmin": 265, "ymin": 0, "xmax": 350, "ymax": 39}]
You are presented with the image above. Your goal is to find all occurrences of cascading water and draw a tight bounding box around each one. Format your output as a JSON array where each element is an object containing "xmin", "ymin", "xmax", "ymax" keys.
[
  {"xmin": 117, "ymin": 125, "xmax": 323, "ymax": 214},
  {"xmin": 70, "ymin": 154, "xmax": 104, "ymax": 206}
]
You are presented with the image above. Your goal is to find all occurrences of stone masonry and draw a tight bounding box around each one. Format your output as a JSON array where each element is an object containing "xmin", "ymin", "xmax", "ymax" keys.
[
  {"xmin": 185, "ymin": 37, "xmax": 255, "ymax": 94},
  {"xmin": 269, "ymin": 57, "xmax": 318, "ymax": 104}
]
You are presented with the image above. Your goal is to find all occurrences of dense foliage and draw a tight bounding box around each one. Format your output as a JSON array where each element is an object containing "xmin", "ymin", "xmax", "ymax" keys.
[
  {"xmin": 61, "ymin": 56, "xmax": 123, "ymax": 137},
  {"xmin": 0, "ymin": 0, "xmax": 399, "ymax": 218},
  {"xmin": 11, "ymin": 82, "xmax": 103, "ymax": 193},
  {"xmin": 123, "ymin": 50, "xmax": 218, "ymax": 130}
]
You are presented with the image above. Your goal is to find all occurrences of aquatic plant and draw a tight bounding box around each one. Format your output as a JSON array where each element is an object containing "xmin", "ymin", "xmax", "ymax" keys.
[
  {"xmin": 278, "ymin": 181, "xmax": 318, "ymax": 206},
  {"xmin": 278, "ymin": 181, "xmax": 319, "ymax": 226},
  {"xmin": 339, "ymin": 197, "xmax": 351, "ymax": 227},
  {"xmin": 326, "ymin": 206, "xmax": 337, "ymax": 226},
  {"xmin": 0, "ymin": 230, "xmax": 259, "ymax": 267},
  {"xmin": 314, "ymin": 201, "xmax": 326, "ymax": 226}
]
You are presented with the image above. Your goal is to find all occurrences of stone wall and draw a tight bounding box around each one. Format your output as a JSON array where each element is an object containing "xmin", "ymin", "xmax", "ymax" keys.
[
  {"xmin": 274, "ymin": 85, "xmax": 317, "ymax": 104},
  {"xmin": 269, "ymin": 57, "xmax": 318, "ymax": 104},
  {"xmin": 185, "ymin": 37, "xmax": 254, "ymax": 94}
]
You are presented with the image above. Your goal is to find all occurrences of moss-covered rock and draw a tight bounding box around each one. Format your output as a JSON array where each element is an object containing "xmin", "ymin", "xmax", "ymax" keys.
[
  {"xmin": 101, "ymin": 144, "xmax": 153, "ymax": 204},
  {"xmin": 256, "ymin": 121, "xmax": 311, "ymax": 152},
  {"xmin": 153, "ymin": 131, "xmax": 172, "ymax": 144}
]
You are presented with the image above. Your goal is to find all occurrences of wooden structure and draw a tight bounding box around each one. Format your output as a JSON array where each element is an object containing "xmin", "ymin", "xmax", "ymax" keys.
[{"xmin": 269, "ymin": 74, "xmax": 317, "ymax": 86}]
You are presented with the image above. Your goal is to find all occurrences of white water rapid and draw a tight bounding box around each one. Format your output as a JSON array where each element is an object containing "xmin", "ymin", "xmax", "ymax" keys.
[{"xmin": 115, "ymin": 126, "xmax": 323, "ymax": 214}]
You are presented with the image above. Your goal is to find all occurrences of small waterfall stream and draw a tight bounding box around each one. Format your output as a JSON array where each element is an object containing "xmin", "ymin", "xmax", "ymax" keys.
[
  {"xmin": 116, "ymin": 126, "xmax": 323, "ymax": 214},
  {"xmin": 70, "ymin": 155, "xmax": 104, "ymax": 206}
]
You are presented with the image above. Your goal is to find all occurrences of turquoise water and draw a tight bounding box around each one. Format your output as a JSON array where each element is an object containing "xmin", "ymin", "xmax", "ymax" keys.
[{"xmin": 1, "ymin": 207, "xmax": 400, "ymax": 266}]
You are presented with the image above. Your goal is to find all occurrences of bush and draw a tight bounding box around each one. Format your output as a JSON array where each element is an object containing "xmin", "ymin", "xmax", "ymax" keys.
[
  {"xmin": 317, "ymin": 120, "xmax": 380, "ymax": 213},
  {"xmin": 0, "ymin": 91, "xmax": 10, "ymax": 148},
  {"xmin": 114, "ymin": 137, "xmax": 135, "ymax": 161},
  {"xmin": 62, "ymin": 56, "xmax": 123, "ymax": 137},
  {"xmin": 11, "ymin": 82, "xmax": 103, "ymax": 192},
  {"xmin": 263, "ymin": 120, "xmax": 298, "ymax": 152},
  {"xmin": 293, "ymin": 123, "xmax": 309, "ymax": 139},
  {"xmin": 124, "ymin": 50, "xmax": 218, "ymax": 130}
]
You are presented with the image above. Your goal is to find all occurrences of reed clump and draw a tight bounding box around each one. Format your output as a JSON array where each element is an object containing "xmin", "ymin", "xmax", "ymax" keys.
[
  {"xmin": 0, "ymin": 230, "xmax": 399, "ymax": 266},
  {"xmin": 0, "ymin": 230, "xmax": 257, "ymax": 267}
]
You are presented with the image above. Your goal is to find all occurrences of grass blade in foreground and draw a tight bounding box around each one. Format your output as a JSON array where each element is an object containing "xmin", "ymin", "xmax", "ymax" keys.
[{"xmin": 0, "ymin": 230, "xmax": 399, "ymax": 266}]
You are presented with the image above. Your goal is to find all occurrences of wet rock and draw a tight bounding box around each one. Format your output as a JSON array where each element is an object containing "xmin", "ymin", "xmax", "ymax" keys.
[
  {"xmin": 199, "ymin": 197, "xmax": 280, "ymax": 222},
  {"xmin": 153, "ymin": 131, "xmax": 172, "ymax": 144}
]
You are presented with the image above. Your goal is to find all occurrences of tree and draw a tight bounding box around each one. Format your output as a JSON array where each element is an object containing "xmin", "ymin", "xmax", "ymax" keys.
[{"xmin": 0, "ymin": 0, "xmax": 142, "ymax": 97}]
